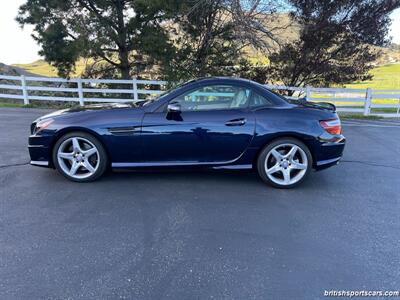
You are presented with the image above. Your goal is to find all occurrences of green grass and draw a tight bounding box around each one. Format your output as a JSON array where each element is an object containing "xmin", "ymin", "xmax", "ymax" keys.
[
  {"xmin": 345, "ymin": 63, "xmax": 400, "ymax": 90},
  {"xmin": 370, "ymin": 107, "xmax": 400, "ymax": 114},
  {"xmin": 0, "ymin": 102, "xmax": 57, "ymax": 109},
  {"xmin": 339, "ymin": 113, "xmax": 383, "ymax": 120},
  {"xmin": 0, "ymin": 102, "xmax": 26, "ymax": 108},
  {"xmin": 0, "ymin": 102, "xmax": 58, "ymax": 109},
  {"xmin": 0, "ymin": 101, "xmax": 76, "ymax": 109}
]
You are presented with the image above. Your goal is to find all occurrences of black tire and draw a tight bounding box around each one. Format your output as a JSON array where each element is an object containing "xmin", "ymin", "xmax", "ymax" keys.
[
  {"xmin": 256, "ymin": 137, "xmax": 313, "ymax": 189},
  {"xmin": 52, "ymin": 131, "xmax": 108, "ymax": 182}
]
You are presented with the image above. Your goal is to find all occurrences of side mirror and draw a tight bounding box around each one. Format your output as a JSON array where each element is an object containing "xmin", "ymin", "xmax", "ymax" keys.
[{"xmin": 167, "ymin": 102, "xmax": 181, "ymax": 113}]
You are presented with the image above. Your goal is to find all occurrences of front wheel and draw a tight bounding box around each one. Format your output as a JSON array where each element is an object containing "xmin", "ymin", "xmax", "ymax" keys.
[
  {"xmin": 257, "ymin": 138, "xmax": 312, "ymax": 189},
  {"xmin": 52, "ymin": 132, "xmax": 108, "ymax": 182}
]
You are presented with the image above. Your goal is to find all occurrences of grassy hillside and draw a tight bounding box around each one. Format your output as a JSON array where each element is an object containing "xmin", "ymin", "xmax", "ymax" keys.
[
  {"xmin": 0, "ymin": 62, "xmax": 40, "ymax": 77},
  {"xmin": 12, "ymin": 60, "xmax": 59, "ymax": 77},
  {"xmin": 12, "ymin": 59, "xmax": 87, "ymax": 77},
  {"xmin": 345, "ymin": 63, "xmax": 400, "ymax": 89}
]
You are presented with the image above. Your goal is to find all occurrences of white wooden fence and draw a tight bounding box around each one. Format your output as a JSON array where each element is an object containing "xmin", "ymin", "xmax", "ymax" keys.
[
  {"xmin": 1, "ymin": 74, "xmax": 400, "ymax": 117},
  {"xmin": 0, "ymin": 74, "xmax": 166, "ymax": 106},
  {"xmin": 264, "ymin": 84, "xmax": 400, "ymax": 117}
]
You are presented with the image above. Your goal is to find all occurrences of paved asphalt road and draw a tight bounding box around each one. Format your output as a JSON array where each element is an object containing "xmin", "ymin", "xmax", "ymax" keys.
[{"xmin": 1, "ymin": 108, "xmax": 400, "ymax": 300}]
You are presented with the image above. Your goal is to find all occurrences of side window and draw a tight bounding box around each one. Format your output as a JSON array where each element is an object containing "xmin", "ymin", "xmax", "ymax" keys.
[
  {"xmin": 250, "ymin": 91, "xmax": 274, "ymax": 108},
  {"xmin": 170, "ymin": 85, "xmax": 251, "ymax": 112}
]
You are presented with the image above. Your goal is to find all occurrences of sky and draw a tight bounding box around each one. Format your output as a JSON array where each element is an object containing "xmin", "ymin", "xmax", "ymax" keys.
[
  {"xmin": 0, "ymin": 1, "xmax": 399, "ymax": 65},
  {"xmin": 0, "ymin": 0, "xmax": 41, "ymax": 64}
]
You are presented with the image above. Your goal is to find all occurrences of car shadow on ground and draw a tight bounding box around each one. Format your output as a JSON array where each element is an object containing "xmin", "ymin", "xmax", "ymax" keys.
[{"xmin": 40, "ymin": 166, "xmax": 330, "ymax": 194}]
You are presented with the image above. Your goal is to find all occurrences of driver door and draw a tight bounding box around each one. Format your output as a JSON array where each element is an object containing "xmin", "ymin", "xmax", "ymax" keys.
[{"xmin": 140, "ymin": 84, "xmax": 255, "ymax": 164}]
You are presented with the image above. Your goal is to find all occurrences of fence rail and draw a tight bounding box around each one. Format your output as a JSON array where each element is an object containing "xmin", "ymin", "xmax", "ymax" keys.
[
  {"xmin": 0, "ymin": 74, "xmax": 167, "ymax": 107},
  {"xmin": 1, "ymin": 74, "xmax": 400, "ymax": 117}
]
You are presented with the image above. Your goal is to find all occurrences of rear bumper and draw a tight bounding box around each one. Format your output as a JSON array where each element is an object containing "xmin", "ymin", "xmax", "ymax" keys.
[
  {"xmin": 313, "ymin": 135, "xmax": 345, "ymax": 171},
  {"xmin": 315, "ymin": 156, "xmax": 342, "ymax": 170}
]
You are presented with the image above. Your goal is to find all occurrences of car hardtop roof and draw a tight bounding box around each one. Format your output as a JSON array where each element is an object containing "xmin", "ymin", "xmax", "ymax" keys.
[
  {"xmin": 176, "ymin": 77, "xmax": 269, "ymax": 92},
  {"xmin": 188, "ymin": 76, "xmax": 257, "ymax": 85}
]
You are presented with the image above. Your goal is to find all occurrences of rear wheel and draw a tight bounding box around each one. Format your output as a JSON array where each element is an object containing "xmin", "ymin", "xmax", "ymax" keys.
[
  {"xmin": 257, "ymin": 138, "xmax": 312, "ymax": 189},
  {"xmin": 52, "ymin": 132, "xmax": 108, "ymax": 182}
]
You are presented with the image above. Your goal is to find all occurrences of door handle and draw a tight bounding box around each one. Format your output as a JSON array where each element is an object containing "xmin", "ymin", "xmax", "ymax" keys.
[{"xmin": 225, "ymin": 118, "xmax": 246, "ymax": 126}]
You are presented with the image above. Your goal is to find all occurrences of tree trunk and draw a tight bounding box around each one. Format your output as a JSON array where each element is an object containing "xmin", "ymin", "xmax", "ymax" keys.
[
  {"xmin": 119, "ymin": 49, "xmax": 131, "ymax": 79},
  {"xmin": 115, "ymin": 0, "xmax": 131, "ymax": 79}
]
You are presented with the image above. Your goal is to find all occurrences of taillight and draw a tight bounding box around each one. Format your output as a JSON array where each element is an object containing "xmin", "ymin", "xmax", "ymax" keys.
[{"xmin": 319, "ymin": 119, "xmax": 341, "ymax": 135}]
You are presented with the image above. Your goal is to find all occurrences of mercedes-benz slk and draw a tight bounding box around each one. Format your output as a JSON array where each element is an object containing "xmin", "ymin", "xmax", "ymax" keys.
[{"xmin": 29, "ymin": 77, "xmax": 345, "ymax": 188}]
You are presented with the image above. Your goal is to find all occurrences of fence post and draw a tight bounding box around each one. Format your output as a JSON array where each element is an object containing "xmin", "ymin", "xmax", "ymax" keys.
[
  {"xmin": 77, "ymin": 78, "xmax": 84, "ymax": 106},
  {"xmin": 132, "ymin": 78, "xmax": 139, "ymax": 102},
  {"xmin": 305, "ymin": 86, "xmax": 311, "ymax": 101},
  {"xmin": 364, "ymin": 88, "xmax": 372, "ymax": 116},
  {"xmin": 20, "ymin": 75, "xmax": 29, "ymax": 105},
  {"xmin": 333, "ymin": 91, "xmax": 336, "ymax": 106}
]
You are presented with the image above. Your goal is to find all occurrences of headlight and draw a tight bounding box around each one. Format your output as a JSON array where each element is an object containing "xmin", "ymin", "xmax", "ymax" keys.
[{"xmin": 33, "ymin": 118, "xmax": 54, "ymax": 134}]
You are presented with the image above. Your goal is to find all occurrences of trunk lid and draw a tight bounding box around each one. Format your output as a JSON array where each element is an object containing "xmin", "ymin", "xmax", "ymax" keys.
[{"xmin": 289, "ymin": 98, "xmax": 336, "ymax": 112}]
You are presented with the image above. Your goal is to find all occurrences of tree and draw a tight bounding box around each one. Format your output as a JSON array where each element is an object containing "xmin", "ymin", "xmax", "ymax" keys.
[
  {"xmin": 267, "ymin": 0, "xmax": 400, "ymax": 92},
  {"xmin": 17, "ymin": 0, "xmax": 182, "ymax": 79},
  {"xmin": 161, "ymin": 0, "xmax": 280, "ymax": 83}
]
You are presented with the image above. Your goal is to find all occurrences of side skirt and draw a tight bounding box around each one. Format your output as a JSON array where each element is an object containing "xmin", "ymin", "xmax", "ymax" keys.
[{"xmin": 111, "ymin": 162, "xmax": 253, "ymax": 169}]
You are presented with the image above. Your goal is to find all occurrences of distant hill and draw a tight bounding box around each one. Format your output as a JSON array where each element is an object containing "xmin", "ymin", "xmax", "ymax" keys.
[
  {"xmin": 12, "ymin": 59, "xmax": 87, "ymax": 78},
  {"xmin": 0, "ymin": 62, "xmax": 41, "ymax": 77},
  {"xmin": 374, "ymin": 46, "xmax": 400, "ymax": 65},
  {"xmin": 11, "ymin": 60, "xmax": 58, "ymax": 77}
]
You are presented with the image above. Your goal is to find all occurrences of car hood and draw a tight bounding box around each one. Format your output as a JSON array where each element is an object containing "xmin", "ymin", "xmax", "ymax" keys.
[{"xmin": 36, "ymin": 102, "xmax": 138, "ymax": 121}]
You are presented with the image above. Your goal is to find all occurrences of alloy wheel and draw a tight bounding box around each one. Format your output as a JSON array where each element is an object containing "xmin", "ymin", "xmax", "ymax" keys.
[
  {"xmin": 264, "ymin": 143, "xmax": 308, "ymax": 186},
  {"xmin": 57, "ymin": 137, "xmax": 100, "ymax": 179}
]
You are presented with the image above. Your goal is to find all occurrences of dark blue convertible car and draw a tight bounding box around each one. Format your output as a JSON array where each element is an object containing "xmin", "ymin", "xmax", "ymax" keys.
[{"xmin": 29, "ymin": 77, "xmax": 345, "ymax": 188}]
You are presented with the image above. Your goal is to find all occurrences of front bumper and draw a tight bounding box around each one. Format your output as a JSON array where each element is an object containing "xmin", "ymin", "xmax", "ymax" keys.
[
  {"xmin": 28, "ymin": 134, "xmax": 54, "ymax": 168},
  {"xmin": 30, "ymin": 160, "xmax": 49, "ymax": 167}
]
